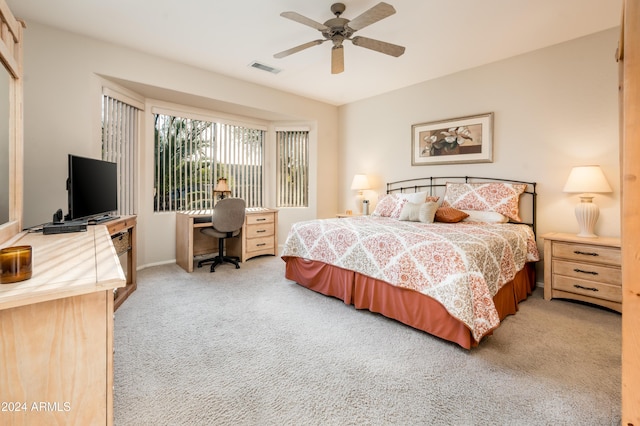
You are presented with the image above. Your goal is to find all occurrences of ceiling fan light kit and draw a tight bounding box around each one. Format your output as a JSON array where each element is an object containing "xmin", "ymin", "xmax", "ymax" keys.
[{"xmin": 274, "ymin": 2, "xmax": 406, "ymax": 74}]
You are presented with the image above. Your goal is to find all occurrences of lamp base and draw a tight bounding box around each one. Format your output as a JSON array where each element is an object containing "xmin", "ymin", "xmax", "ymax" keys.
[
  {"xmin": 574, "ymin": 196, "xmax": 599, "ymax": 238},
  {"xmin": 354, "ymin": 192, "xmax": 364, "ymax": 214}
]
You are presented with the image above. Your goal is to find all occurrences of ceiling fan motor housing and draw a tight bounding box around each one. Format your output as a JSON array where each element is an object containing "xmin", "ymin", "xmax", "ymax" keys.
[{"xmin": 323, "ymin": 17, "xmax": 353, "ymax": 45}]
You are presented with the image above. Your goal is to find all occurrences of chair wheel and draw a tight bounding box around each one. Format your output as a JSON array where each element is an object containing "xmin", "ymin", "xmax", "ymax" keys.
[{"xmin": 235, "ymin": 265, "xmax": 240, "ymax": 269}]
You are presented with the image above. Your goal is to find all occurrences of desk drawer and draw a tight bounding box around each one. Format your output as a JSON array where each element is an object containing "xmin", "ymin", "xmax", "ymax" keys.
[
  {"xmin": 246, "ymin": 222, "xmax": 274, "ymax": 238},
  {"xmin": 246, "ymin": 236, "xmax": 274, "ymax": 253},
  {"xmin": 247, "ymin": 213, "xmax": 274, "ymax": 225}
]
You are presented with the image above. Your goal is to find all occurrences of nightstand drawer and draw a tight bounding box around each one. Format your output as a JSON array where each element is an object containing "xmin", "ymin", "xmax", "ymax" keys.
[
  {"xmin": 246, "ymin": 222, "xmax": 274, "ymax": 238},
  {"xmin": 246, "ymin": 236, "xmax": 275, "ymax": 253},
  {"xmin": 553, "ymin": 275, "xmax": 622, "ymax": 303},
  {"xmin": 552, "ymin": 259, "xmax": 621, "ymax": 286},
  {"xmin": 552, "ymin": 242, "xmax": 621, "ymax": 266}
]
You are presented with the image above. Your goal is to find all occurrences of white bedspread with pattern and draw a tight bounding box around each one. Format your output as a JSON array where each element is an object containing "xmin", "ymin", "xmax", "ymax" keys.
[{"xmin": 281, "ymin": 216, "xmax": 540, "ymax": 341}]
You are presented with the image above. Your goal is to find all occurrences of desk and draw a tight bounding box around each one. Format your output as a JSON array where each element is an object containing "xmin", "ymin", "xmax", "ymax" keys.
[
  {"xmin": 0, "ymin": 226, "xmax": 125, "ymax": 425},
  {"xmin": 176, "ymin": 208, "xmax": 278, "ymax": 272}
]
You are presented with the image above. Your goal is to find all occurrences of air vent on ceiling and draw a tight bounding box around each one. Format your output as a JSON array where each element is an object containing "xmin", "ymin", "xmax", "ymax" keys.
[{"xmin": 249, "ymin": 61, "xmax": 282, "ymax": 74}]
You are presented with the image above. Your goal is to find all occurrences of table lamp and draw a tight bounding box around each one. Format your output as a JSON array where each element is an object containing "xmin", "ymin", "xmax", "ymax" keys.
[
  {"xmin": 213, "ymin": 177, "xmax": 232, "ymax": 200},
  {"xmin": 350, "ymin": 174, "xmax": 370, "ymax": 214},
  {"xmin": 563, "ymin": 165, "xmax": 612, "ymax": 238}
]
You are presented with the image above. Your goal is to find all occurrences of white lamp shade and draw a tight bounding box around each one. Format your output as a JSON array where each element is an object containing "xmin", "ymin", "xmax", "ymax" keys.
[
  {"xmin": 350, "ymin": 174, "xmax": 370, "ymax": 191},
  {"xmin": 563, "ymin": 166, "xmax": 612, "ymax": 194}
]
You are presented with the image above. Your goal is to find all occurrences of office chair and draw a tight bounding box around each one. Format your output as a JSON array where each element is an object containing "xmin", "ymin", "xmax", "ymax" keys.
[{"xmin": 197, "ymin": 198, "xmax": 246, "ymax": 272}]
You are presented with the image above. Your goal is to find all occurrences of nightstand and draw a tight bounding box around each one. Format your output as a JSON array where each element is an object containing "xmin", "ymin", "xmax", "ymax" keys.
[
  {"xmin": 542, "ymin": 232, "xmax": 621, "ymax": 313},
  {"xmin": 336, "ymin": 213, "xmax": 362, "ymax": 218}
]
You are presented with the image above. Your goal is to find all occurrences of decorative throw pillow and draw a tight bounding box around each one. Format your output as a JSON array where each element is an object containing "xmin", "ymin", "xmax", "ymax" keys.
[
  {"xmin": 419, "ymin": 201, "xmax": 439, "ymax": 223},
  {"xmin": 399, "ymin": 201, "xmax": 439, "ymax": 223},
  {"xmin": 399, "ymin": 202, "xmax": 422, "ymax": 221},
  {"xmin": 441, "ymin": 182, "xmax": 527, "ymax": 222},
  {"xmin": 372, "ymin": 192, "xmax": 436, "ymax": 218},
  {"xmin": 461, "ymin": 209, "xmax": 510, "ymax": 223},
  {"xmin": 434, "ymin": 206, "xmax": 469, "ymax": 223}
]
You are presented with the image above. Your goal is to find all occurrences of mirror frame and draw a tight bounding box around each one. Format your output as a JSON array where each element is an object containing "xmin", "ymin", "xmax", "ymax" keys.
[{"xmin": 0, "ymin": 0, "xmax": 24, "ymax": 245}]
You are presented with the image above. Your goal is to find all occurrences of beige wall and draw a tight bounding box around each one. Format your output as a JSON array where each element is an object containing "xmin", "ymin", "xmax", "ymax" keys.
[
  {"xmin": 21, "ymin": 22, "xmax": 338, "ymax": 267},
  {"xmin": 20, "ymin": 21, "xmax": 620, "ymax": 270},
  {"xmin": 338, "ymin": 28, "xmax": 620, "ymax": 264}
]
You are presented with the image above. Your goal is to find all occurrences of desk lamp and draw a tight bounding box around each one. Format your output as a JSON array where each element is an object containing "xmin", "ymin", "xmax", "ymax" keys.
[{"xmin": 214, "ymin": 177, "xmax": 232, "ymax": 200}]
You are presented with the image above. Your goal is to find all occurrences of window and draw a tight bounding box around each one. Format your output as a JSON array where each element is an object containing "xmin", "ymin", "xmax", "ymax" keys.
[
  {"xmin": 102, "ymin": 92, "xmax": 140, "ymax": 215},
  {"xmin": 153, "ymin": 112, "xmax": 265, "ymax": 212},
  {"xmin": 276, "ymin": 129, "xmax": 309, "ymax": 207}
]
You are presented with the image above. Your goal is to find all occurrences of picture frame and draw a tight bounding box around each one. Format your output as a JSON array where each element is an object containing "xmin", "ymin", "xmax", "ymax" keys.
[{"xmin": 411, "ymin": 112, "xmax": 493, "ymax": 165}]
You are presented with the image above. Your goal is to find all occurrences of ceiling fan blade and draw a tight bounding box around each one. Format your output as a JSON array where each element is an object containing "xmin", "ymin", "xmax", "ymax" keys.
[
  {"xmin": 331, "ymin": 46, "xmax": 344, "ymax": 74},
  {"xmin": 274, "ymin": 40, "xmax": 325, "ymax": 59},
  {"xmin": 347, "ymin": 2, "xmax": 396, "ymax": 31},
  {"xmin": 351, "ymin": 36, "xmax": 405, "ymax": 57},
  {"xmin": 280, "ymin": 11, "xmax": 328, "ymax": 31}
]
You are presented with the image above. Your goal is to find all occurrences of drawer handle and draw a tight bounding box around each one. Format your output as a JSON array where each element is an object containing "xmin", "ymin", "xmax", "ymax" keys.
[
  {"xmin": 573, "ymin": 268, "xmax": 598, "ymax": 276},
  {"xmin": 256, "ymin": 218, "xmax": 267, "ymax": 221},
  {"xmin": 256, "ymin": 230, "xmax": 267, "ymax": 233},
  {"xmin": 573, "ymin": 250, "xmax": 599, "ymax": 257},
  {"xmin": 574, "ymin": 284, "xmax": 599, "ymax": 292},
  {"xmin": 257, "ymin": 243, "xmax": 267, "ymax": 247}
]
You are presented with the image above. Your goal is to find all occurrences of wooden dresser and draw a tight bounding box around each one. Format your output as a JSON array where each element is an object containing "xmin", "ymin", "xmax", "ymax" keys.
[
  {"xmin": 0, "ymin": 226, "xmax": 125, "ymax": 425},
  {"xmin": 542, "ymin": 232, "xmax": 621, "ymax": 313}
]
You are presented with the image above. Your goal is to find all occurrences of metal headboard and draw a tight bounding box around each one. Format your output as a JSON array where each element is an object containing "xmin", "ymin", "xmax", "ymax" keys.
[{"xmin": 386, "ymin": 176, "xmax": 537, "ymax": 236}]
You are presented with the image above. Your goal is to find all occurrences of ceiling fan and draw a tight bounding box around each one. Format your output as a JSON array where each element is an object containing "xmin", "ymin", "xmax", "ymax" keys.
[{"xmin": 274, "ymin": 2, "xmax": 406, "ymax": 74}]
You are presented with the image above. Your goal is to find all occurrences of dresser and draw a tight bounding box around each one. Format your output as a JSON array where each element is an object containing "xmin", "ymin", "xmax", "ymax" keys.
[
  {"xmin": 0, "ymin": 226, "xmax": 125, "ymax": 425},
  {"xmin": 542, "ymin": 232, "xmax": 621, "ymax": 312}
]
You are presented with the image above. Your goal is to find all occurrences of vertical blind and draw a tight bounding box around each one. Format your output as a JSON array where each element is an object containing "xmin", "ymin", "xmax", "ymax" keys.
[
  {"xmin": 276, "ymin": 130, "xmax": 309, "ymax": 207},
  {"xmin": 218, "ymin": 123, "xmax": 264, "ymax": 208},
  {"xmin": 102, "ymin": 95, "xmax": 139, "ymax": 215},
  {"xmin": 153, "ymin": 113, "xmax": 264, "ymax": 212}
]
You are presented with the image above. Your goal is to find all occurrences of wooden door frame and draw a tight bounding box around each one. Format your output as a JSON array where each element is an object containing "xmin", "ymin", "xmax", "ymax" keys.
[{"xmin": 619, "ymin": 0, "xmax": 640, "ymax": 423}]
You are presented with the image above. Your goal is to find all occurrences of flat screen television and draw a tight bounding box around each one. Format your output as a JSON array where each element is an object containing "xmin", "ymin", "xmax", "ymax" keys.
[{"xmin": 66, "ymin": 154, "xmax": 118, "ymax": 221}]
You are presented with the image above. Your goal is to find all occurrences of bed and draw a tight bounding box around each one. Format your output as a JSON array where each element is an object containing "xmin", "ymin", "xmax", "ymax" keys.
[{"xmin": 281, "ymin": 177, "xmax": 540, "ymax": 349}]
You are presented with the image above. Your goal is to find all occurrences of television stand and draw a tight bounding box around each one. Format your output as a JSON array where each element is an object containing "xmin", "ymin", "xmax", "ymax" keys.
[{"xmin": 104, "ymin": 216, "xmax": 137, "ymax": 310}]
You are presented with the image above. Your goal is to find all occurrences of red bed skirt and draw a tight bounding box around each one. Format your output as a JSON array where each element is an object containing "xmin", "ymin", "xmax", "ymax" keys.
[{"xmin": 283, "ymin": 256, "xmax": 536, "ymax": 349}]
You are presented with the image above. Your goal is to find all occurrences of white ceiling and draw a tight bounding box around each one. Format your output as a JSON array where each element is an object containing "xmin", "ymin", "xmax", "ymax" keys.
[{"xmin": 8, "ymin": 0, "xmax": 622, "ymax": 106}]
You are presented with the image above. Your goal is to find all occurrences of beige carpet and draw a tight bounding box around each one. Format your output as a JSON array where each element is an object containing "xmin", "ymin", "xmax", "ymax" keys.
[{"xmin": 113, "ymin": 256, "xmax": 621, "ymax": 425}]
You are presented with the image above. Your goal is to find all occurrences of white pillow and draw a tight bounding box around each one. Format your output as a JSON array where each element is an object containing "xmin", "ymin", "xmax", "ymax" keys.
[
  {"xmin": 399, "ymin": 202, "xmax": 422, "ymax": 221},
  {"xmin": 404, "ymin": 191, "xmax": 428, "ymax": 204},
  {"xmin": 399, "ymin": 201, "xmax": 439, "ymax": 223},
  {"xmin": 461, "ymin": 209, "xmax": 510, "ymax": 223},
  {"xmin": 419, "ymin": 202, "xmax": 439, "ymax": 223}
]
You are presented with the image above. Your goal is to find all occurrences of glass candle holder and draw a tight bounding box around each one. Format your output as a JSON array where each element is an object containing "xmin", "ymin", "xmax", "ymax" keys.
[{"xmin": 0, "ymin": 245, "xmax": 33, "ymax": 284}]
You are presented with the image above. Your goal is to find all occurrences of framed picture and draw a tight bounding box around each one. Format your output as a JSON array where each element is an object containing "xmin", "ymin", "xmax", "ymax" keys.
[{"xmin": 411, "ymin": 112, "xmax": 493, "ymax": 165}]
